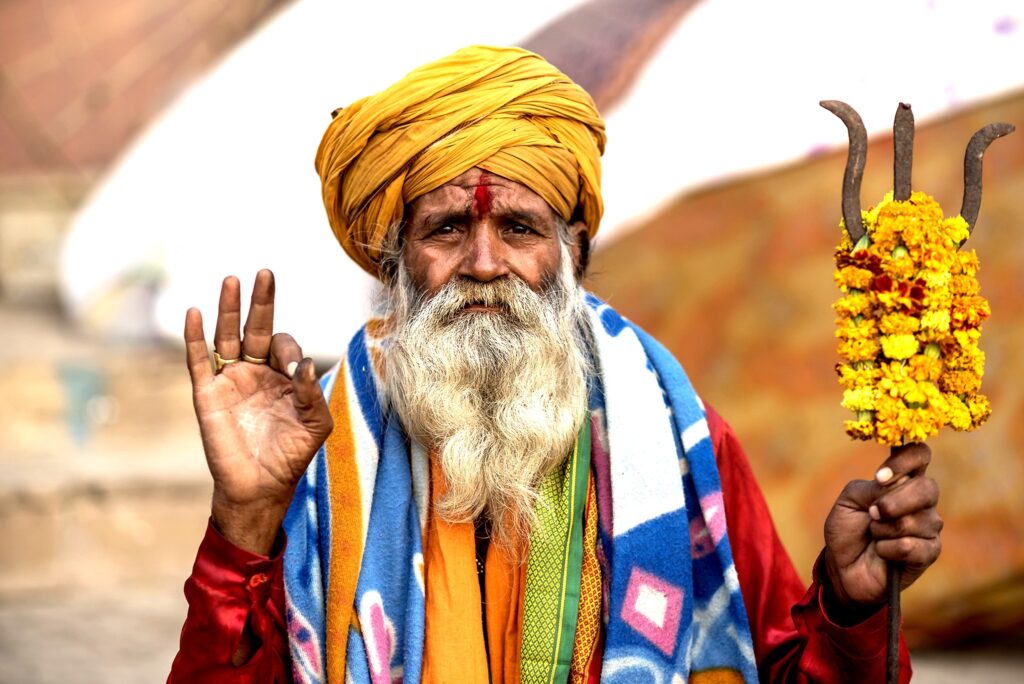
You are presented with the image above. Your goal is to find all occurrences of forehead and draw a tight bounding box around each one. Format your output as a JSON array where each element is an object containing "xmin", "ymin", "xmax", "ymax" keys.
[{"xmin": 406, "ymin": 167, "xmax": 558, "ymax": 221}]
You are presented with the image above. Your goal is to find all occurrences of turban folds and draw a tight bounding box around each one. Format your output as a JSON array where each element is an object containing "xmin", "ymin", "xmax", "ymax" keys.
[{"xmin": 315, "ymin": 45, "xmax": 607, "ymax": 278}]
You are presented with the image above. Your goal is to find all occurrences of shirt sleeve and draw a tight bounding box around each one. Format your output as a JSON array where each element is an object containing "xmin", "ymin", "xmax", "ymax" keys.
[
  {"xmin": 706, "ymin": 407, "xmax": 911, "ymax": 683},
  {"xmin": 167, "ymin": 519, "xmax": 290, "ymax": 683}
]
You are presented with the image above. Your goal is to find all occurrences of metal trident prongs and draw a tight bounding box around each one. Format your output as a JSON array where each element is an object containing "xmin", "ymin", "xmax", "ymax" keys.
[
  {"xmin": 821, "ymin": 99, "xmax": 1015, "ymax": 242},
  {"xmin": 819, "ymin": 100, "xmax": 867, "ymax": 242},
  {"xmin": 961, "ymin": 122, "xmax": 1016, "ymax": 231},
  {"xmin": 893, "ymin": 103, "xmax": 914, "ymax": 202}
]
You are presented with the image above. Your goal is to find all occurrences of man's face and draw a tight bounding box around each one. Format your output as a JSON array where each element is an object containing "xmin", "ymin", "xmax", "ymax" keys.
[
  {"xmin": 402, "ymin": 167, "xmax": 573, "ymax": 297},
  {"xmin": 384, "ymin": 166, "xmax": 591, "ymax": 545}
]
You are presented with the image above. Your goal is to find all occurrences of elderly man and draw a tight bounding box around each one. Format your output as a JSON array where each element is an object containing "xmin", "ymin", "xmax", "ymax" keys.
[{"xmin": 169, "ymin": 46, "xmax": 941, "ymax": 683}]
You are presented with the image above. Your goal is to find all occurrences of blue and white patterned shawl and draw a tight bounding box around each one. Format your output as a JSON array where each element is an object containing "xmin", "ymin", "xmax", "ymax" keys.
[{"xmin": 282, "ymin": 294, "xmax": 757, "ymax": 683}]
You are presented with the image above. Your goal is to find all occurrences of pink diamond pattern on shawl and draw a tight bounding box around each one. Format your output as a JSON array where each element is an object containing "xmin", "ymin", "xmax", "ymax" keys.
[
  {"xmin": 690, "ymin": 491, "xmax": 726, "ymax": 559},
  {"xmin": 620, "ymin": 567, "xmax": 685, "ymax": 656}
]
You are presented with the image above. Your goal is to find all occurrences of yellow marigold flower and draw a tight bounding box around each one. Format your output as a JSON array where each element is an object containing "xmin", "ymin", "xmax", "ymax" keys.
[
  {"xmin": 919, "ymin": 309, "xmax": 950, "ymax": 331},
  {"xmin": 842, "ymin": 387, "xmax": 877, "ymax": 412},
  {"xmin": 878, "ymin": 313, "xmax": 920, "ymax": 335},
  {"xmin": 835, "ymin": 317, "xmax": 878, "ymax": 341},
  {"xmin": 919, "ymin": 269, "xmax": 951, "ymax": 288},
  {"xmin": 942, "ymin": 215, "xmax": 971, "ymax": 245},
  {"xmin": 838, "ymin": 337, "xmax": 881, "ymax": 362},
  {"xmin": 954, "ymin": 250, "xmax": 980, "ymax": 276},
  {"xmin": 923, "ymin": 290, "xmax": 953, "ymax": 313},
  {"xmin": 863, "ymin": 193, "xmax": 892, "ymax": 229},
  {"xmin": 944, "ymin": 395, "xmax": 972, "ymax": 431},
  {"xmin": 836, "ymin": 362, "xmax": 879, "ymax": 389},
  {"xmin": 880, "ymin": 334, "xmax": 919, "ymax": 360},
  {"xmin": 952, "ymin": 328, "xmax": 982, "ymax": 346},
  {"xmin": 837, "ymin": 220, "xmax": 854, "ymax": 251}
]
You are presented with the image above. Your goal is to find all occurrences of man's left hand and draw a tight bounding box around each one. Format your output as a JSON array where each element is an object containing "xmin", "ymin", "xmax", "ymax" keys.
[{"xmin": 823, "ymin": 442, "xmax": 942, "ymax": 620}]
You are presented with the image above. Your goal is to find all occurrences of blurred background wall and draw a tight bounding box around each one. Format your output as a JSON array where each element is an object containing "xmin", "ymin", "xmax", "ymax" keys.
[{"xmin": 1, "ymin": 1, "xmax": 1022, "ymax": 681}]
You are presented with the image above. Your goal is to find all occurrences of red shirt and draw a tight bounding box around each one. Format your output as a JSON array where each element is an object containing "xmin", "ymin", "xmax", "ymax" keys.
[{"xmin": 169, "ymin": 409, "xmax": 910, "ymax": 682}]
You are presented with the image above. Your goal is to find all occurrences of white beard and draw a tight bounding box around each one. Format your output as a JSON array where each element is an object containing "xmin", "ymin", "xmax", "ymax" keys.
[{"xmin": 380, "ymin": 245, "xmax": 590, "ymax": 547}]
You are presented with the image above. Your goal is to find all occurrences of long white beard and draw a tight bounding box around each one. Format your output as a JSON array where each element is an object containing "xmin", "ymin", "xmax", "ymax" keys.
[{"xmin": 381, "ymin": 246, "xmax": 590, "ymax": 547}]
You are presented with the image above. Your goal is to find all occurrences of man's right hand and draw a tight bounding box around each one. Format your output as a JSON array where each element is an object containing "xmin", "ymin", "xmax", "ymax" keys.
[{"xmin": 184, "ymin": 269, "xmax": 333, "ymax": 555}]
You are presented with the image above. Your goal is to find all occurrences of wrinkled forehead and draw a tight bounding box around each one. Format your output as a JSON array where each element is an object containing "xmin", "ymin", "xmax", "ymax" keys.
[{"xmin": 405, "ymin": 167, "xmax": 561, "ymax": 225}]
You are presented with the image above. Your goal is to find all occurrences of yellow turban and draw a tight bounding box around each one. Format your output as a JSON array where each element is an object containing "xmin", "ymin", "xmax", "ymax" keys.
[{"xmin": 315, "ymin": 45, "xmax": 606, "ymax": 278}]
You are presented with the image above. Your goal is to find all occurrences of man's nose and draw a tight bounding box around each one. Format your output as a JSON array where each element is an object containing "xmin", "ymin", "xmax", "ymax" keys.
[{"xmin": 459, "ymin": 226, "xmax": 510, "ymax": 282}]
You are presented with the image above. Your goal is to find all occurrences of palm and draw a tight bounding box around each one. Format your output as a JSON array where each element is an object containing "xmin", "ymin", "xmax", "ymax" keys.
[{"xmin": 194, "ymin": 363, "xmax": 323, "ymax": 506}]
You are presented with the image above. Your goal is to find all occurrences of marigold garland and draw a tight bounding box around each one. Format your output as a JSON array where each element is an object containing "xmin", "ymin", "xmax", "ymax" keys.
[{"xmin": 834, "ymin": 191, "xmax": 991, "ymax": 445}]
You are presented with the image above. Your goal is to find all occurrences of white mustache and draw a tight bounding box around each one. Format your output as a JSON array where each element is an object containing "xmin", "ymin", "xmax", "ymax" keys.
[{"xmin": 410, "ymin": 274, "xmax": 552, "ymax": 327}]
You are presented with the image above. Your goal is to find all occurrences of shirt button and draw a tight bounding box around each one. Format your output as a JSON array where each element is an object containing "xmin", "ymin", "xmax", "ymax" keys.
[{"xmin": 249, "ymin": 572, "xmax": 269, "ymax": 588}]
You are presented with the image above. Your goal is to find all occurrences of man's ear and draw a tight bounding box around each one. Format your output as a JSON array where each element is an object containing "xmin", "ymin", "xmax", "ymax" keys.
[{"xmin": 568, "ymin": 221, "xmax": 591, "ymax": 280}]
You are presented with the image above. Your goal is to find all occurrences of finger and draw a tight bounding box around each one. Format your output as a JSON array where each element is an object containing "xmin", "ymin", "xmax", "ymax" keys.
[
  {"xmin": 242, "ymin": 269, "xmax": 275, "ymax": 361},
  {"xmin": 872, "ymin": 476, "xmax": 939, "ymax": 520},
  {"xmin": 270, "ymin": 333, "xmax": 303, "ymax": 377},
  {"xmin": 869, "ymin": 508, "xmax": 943, "ymax": 540},
  {"xmin": 184, "ymin": 308, "xmax": 214, "ymax": 388},
  {"xmin": 875, "ymin": 536, "xmax": 941, "ymax": 567},
  {"xmin": 874, "ymin": 442, "xmax": 932, "ymax": 485},
  {"xmin": 213, "ymin": 276, "xmax": 242, "ymax": 360},
  {"xmin": 835, "ymin": 479, "xmax": 880, "ymax": 511},
  {"xmin": 291, "ymin": 359, "xmax": 333, "ymax": 439}
]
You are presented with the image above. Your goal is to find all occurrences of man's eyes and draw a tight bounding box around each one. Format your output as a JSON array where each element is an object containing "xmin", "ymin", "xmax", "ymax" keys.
[{"xmin": 424, "ymin": 223, "xmax": 540, "ymax": 238}]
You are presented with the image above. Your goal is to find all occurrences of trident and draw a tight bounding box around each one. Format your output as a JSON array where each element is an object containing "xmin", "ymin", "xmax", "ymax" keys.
[{"xmin": 820, "ymin": 100, "xmax": 1013, "ymax": 684}]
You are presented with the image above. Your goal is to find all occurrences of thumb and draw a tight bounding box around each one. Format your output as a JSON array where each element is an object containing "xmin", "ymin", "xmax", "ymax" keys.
[{"xmin": 291, "ymin": 358, "xmax": 333, "ymax": 441}]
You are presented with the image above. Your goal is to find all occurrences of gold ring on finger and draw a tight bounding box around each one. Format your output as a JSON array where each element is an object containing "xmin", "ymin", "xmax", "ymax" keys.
[
  {"xmin": 214, "ymin": 351, "xmax": 240, "ymax": 371},
  {"xmin": 242, "ymin": 353, "xmax": 269, "ymax": 365}
]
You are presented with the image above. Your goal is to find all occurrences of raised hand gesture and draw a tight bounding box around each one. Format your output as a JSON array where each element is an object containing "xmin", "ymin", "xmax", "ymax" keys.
[{"xmin": 184, "ymin": 269, "xmax": 333, "ymax": 555}]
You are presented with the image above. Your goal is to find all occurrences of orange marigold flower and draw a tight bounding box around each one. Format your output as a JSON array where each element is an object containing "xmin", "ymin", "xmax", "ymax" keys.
[
  {"xmin": 954, "ymin": 250, "xmax": 980, "ymax": 276},
  {"xmin": 950, "ymin": 274, "xmax": 980, "ymax": 296},
  {"xmin": 907, "ymin": 355, "xmax": 943, "ymax": 383},
  {"xmin": 835, "ymin": 266, "xmax": 875, "ymax": 291},
  {"xmin": 950, "ymin": 295, "xmax": 991, "ymax": 330},
  {"xmin": 940, "ymin": 370, "xmax": 982, "ymax": 395},
  {"xmin": 878, "ymin": 313, "xmax": 920, "ymax": 335},
  {"xmin": 968, "ymin": 395, "xmax": 992, "ymax": 427},
  {"xmin": 833, "ymin": 294, "xmax": 872, "ymax": 317},
  {"xmin": 845, "ymin": 419, "xmax": 876, "ymax": 440},
  {"xmin": 884, "ymin": 256, "xmax": 917, "ymax": 280}
]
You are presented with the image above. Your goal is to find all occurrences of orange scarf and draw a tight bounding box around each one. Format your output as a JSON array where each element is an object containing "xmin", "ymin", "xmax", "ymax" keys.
[{"xmin": 421, "ymin": 458, "xmax": 602, "ymax": 683}]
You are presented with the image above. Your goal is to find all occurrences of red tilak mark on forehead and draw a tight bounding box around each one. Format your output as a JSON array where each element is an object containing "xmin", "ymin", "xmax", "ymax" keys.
[{"xmin": 473, "ymin": 174, "xmax": 493, "ymax": 218}]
